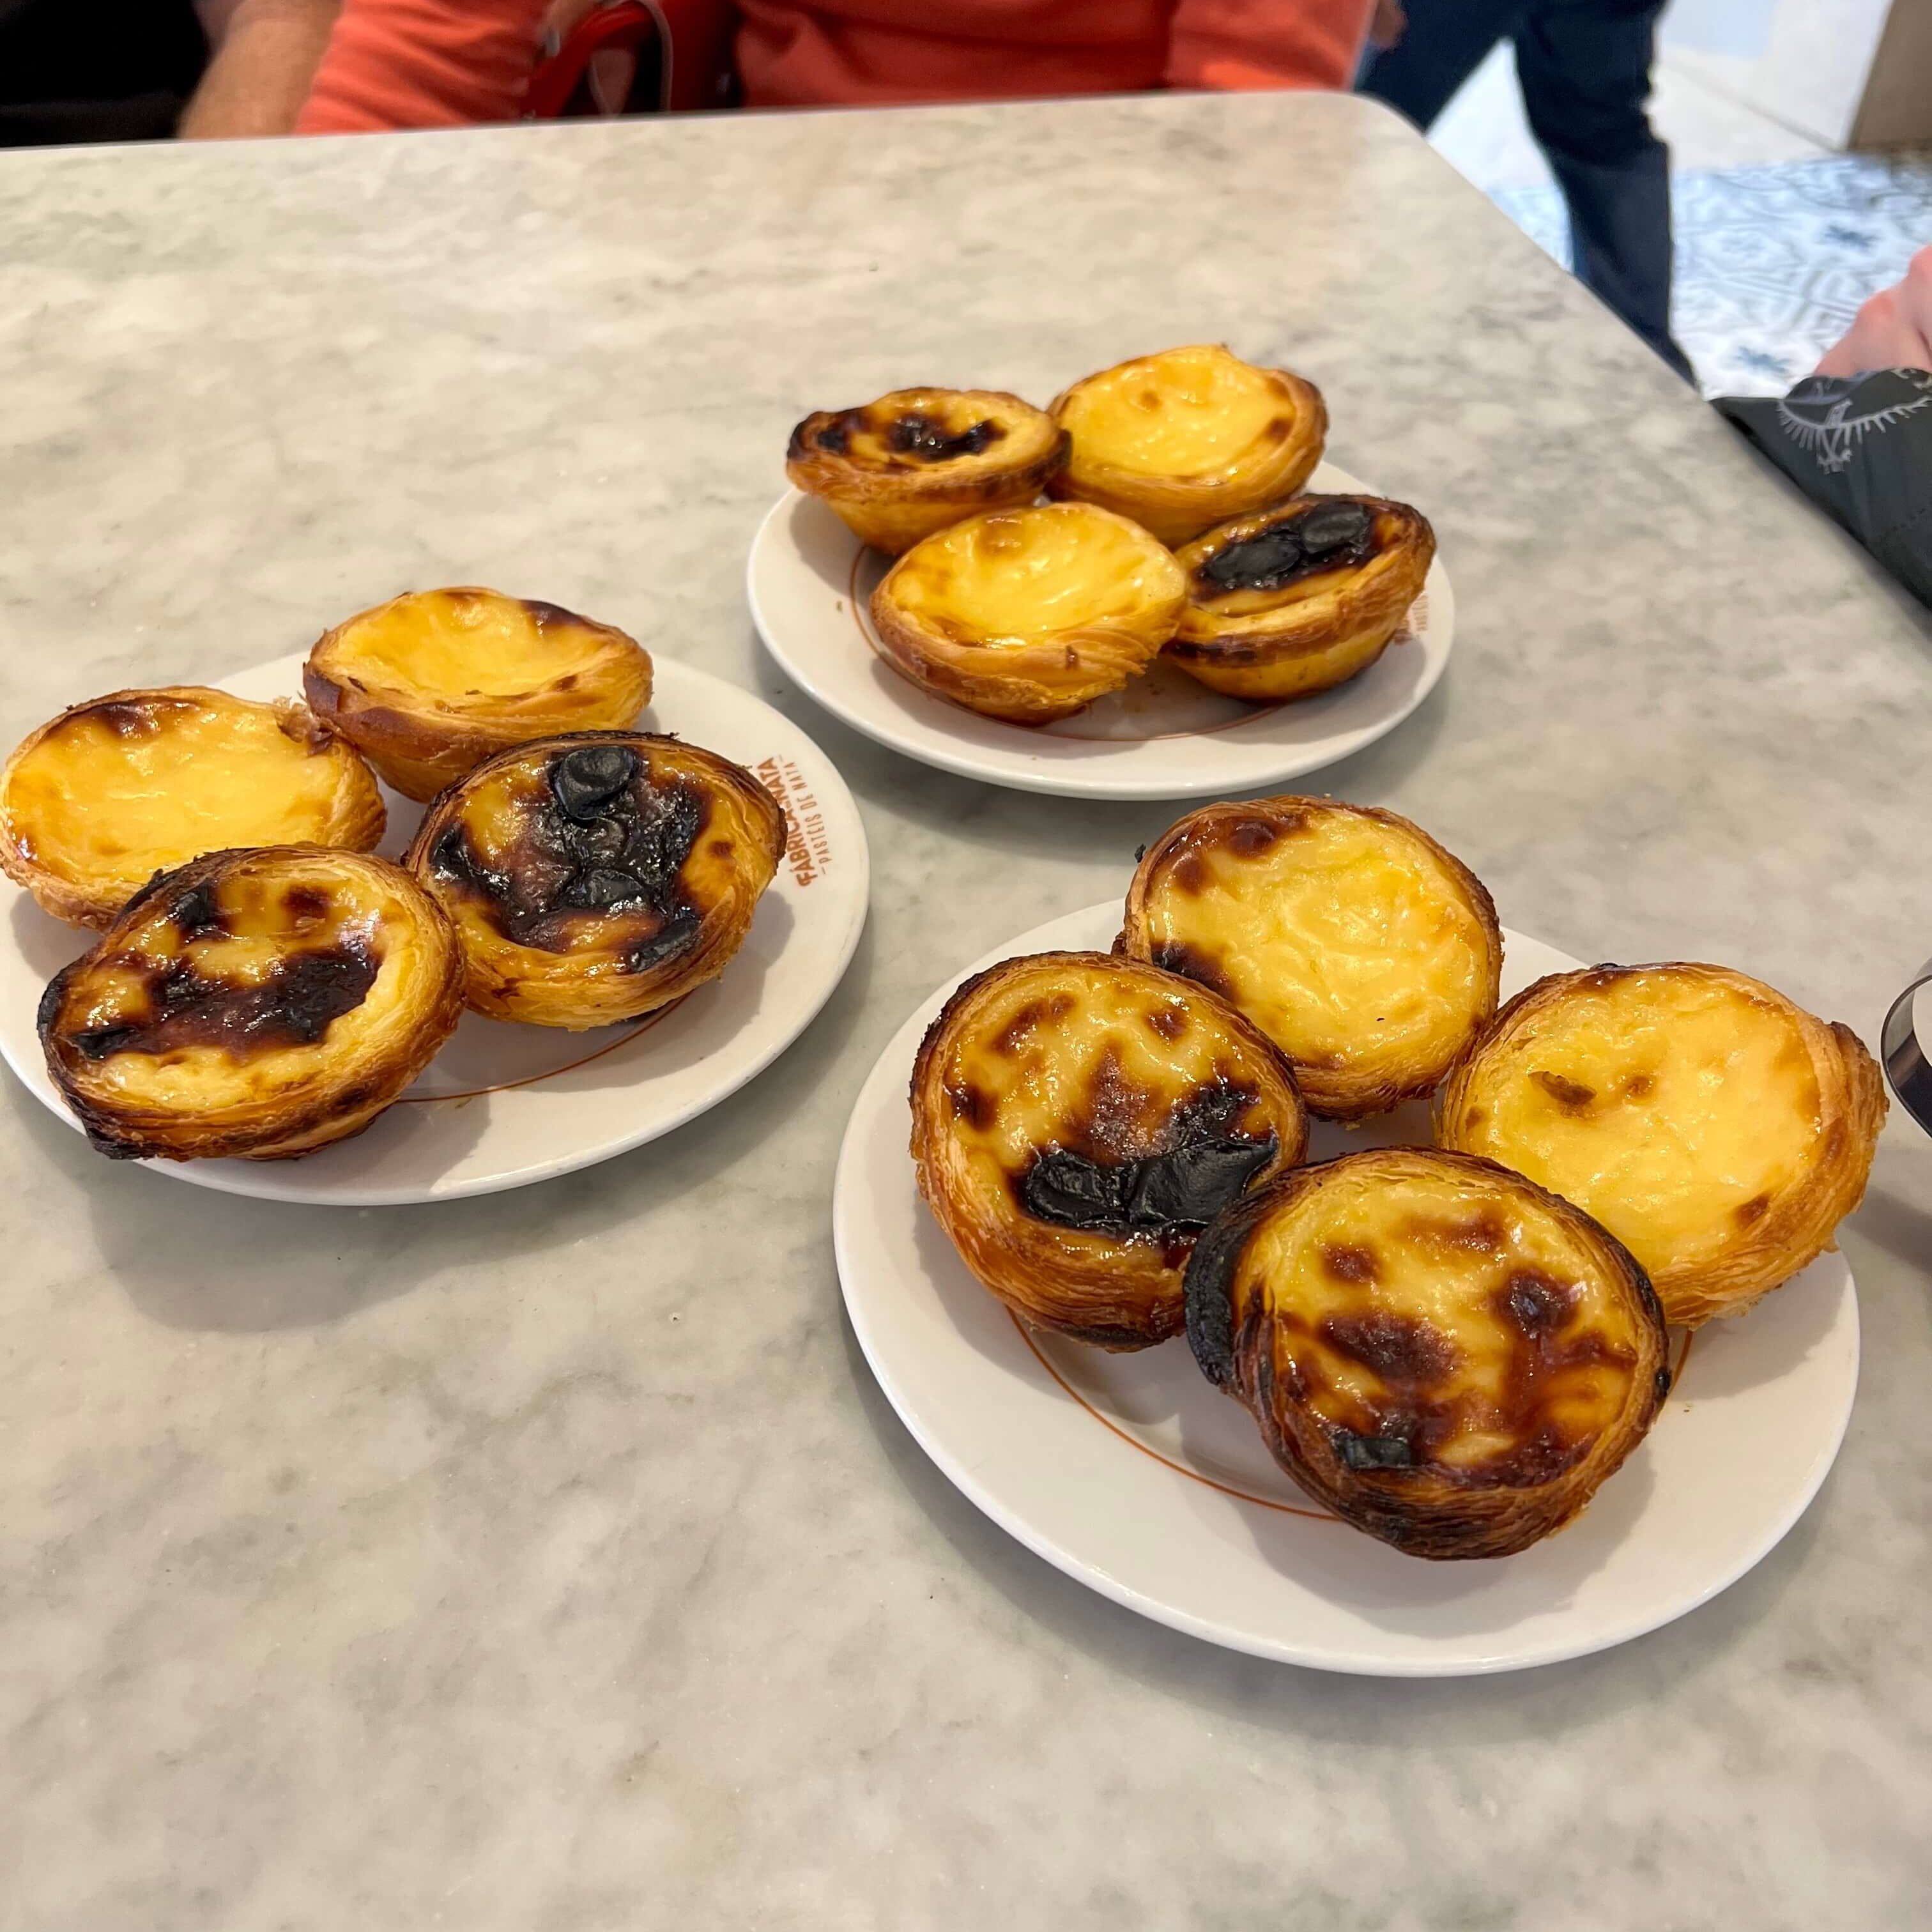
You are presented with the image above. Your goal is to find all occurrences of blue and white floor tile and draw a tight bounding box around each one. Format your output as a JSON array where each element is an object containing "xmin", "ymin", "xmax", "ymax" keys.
[{"xmin": 1491, "ymin": 155, "xmax": 1932, "ymax": 397}]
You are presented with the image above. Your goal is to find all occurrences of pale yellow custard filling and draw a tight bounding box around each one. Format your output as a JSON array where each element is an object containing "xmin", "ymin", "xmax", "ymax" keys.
[
  {"xmin": 328, "ymin": 589, "xmax": 634, "ymax": 710},
  {"xmin": 1237, "ymin": 1163, "xmax": 1640, "ymax": 1475},
  {"xmin": 1143, "ymin": 813, "xmax": 1492, "ymax": 1077},
  {"xmin": 942, "ymin": 963, "xmax": 1266, "ymax": 1209},
  {"xmin": 1055, "ymin": 345, "xmax": 1294, "ymax": 480},
  {"xmin": 3, "ymin": 693, "xmax": 366, "ymax": 897},
  {"xmin": 1448, "ymin": 972, "xmax": 1822, "ymax": 1278},
  {"xmin": 885, "ymin": 503, "xmax": 1184, "ymax": 650},
  {"xmin": 56, "ymin": 857, "xmax": 435, "ymax": 1115}
]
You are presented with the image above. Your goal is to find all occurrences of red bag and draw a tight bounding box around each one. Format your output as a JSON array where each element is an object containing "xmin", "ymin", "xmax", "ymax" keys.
[{"xmin": 527, "ymin": 0, "xmax": 737, "ymax": 116}]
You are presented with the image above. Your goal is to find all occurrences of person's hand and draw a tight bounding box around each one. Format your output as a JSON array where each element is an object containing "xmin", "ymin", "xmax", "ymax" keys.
[
  {"xmin": 1368, "ymin": 0, "xmax": 1407, "ymax": 49},
  {"xmin": 1817, "ymin": 245, "xmax": 1932, "ymax": 377}
]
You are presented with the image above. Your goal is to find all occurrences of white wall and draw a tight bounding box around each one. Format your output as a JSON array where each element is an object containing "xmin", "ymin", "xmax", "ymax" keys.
[
  {"xmin": 1752, "ymin": 0, "xmax": 1899, "ymax": 147},
  {"xmin": 1663, "ymin": 0, "xmax": 1905, "ymax": 150}
]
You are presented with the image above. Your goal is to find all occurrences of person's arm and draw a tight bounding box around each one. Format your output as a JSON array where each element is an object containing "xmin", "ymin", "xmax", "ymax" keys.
[
  {"xmin": 1816, "ymin": 244, "xmax": 1932, "ymax": 377},
  {"xmin": 180, "ymin": 0, "xmax": 342, "ymax": 138},
  {"xmin": 1165, "ymin": 0, "xmax": 1374, "ymax": 90},
  {"xmin": 1368, "ymin": 2, "xmax": 1407, "ymax": 52}
]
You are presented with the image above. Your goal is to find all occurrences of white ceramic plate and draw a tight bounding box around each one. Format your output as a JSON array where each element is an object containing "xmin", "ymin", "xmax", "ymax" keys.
[
  {"xmin": 1, "ymin": 653, "xmax": 868, "ymax": 1206},
  {"xmin": 747, "ymin": 463, "xmax": 1455, "ymax": 801},
  {"xmin": 834, "ymin": 902, "xmax": 1860, "ymax": 1675}
]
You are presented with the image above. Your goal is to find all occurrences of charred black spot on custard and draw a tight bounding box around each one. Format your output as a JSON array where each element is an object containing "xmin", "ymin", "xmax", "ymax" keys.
[
  {"xmin": 622, "ymin": 908, "xmax": 702, "ymax": 974},
  {"xmin": 427, "ymin": 744, "xmax": 708, "ymax": 969},
  {"xmin": 1170, "ymin": 852, "xmax": 1209, "ymax": 896},
  {"xmin": 87, "ymin": 700, "xmax": 166, "ymax": 740},
  {"xmin": 1073, "ymin": 1046, "xmax": 1186, "ymax": 1163},
  {"xmin": 518, "ymin": 597, "xmax": 594, "ymax": 634},
  {"xmin": 1404, "ymin": 1211, "xmax": 1507, "ymax": 1255},
  {"xmin": 946, "ymin": 1078, "xmax": 994, "ymax": 1130},
  {"xmin": 1499, "ymin": 1267, "xmax": 1575, "ymax": 1336},
  {"xmin": 284, "ymin": 885, "xmax": 331, "ymax": 924},
  {"xmin": 1146, "ymin": 1005, "xmax": 1186, "ymax": 1043},
  {"xmin": 1468, "ymin": 1264, "xmax": 1640, "ymax": 1486},
  {"xmin": 1321, "ymin": 1310, "xmax": 1459, "ymax": 1385},
  {"xmin": 1305, "ymin": 1244, "xmax": 1634, "ymax": 1492},
  {"xmin": 992, "ymin": 999, "xmax": 1046, "ymax": 1057},
  {"xmin": 1332, "ymin": 1428, "xmax": 1417, "ymax": 1471},
  {"xmin": 1196, "ymin": 499, "xmax": 1377, "ymax": 597},
  {"xmin": 167, "ymin": 882, "xmax": 231, "ymax": 942},
  {"xmin": 991, "ymin": 993, "xmax": 1074, "ymax": 1057},
  {"xmin": 1309, "ymin": 1376, "xmax": 1474, "ymax": 1482},
  {"xmin": 797, "ymin": 402, "xmax": 1009, "ymax": 466},
  {"xmin": 790, "ymin": 412, "xmax": 852, "ymax": 461},
  {"xmin": 1016, "ymin": 1080, "xmax": 1276, "ymax": 1240},
  {"xmin": 1149, "ymin": 939, "xmax": 1232, "ymax": 999},
  {"xmin": 1531, "ymin": 1069, "xmax": 1597, "ymax": 1112},
  {"xmin": 63, "ymin": 942, "xmax": 379, "ymax": 1063},
  {"xmin": 1227, "ymin": 817, "xmax": 1283, "ymax": 858},
  {"xmin": 1321, "ymin": 1242, "xmax": 1379, "ymax": 1285},
  {"xmin": 884, "ymin": 411, "xmax": 1004, "ymax": 463}
]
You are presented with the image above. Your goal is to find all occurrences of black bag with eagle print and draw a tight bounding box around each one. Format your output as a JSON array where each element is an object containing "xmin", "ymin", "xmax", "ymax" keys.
[
  {"xmin": 1728, "ymin": 368, "xmax": 1932, "ymax": 1137},
  {"xmin": 1716, "ymin": 368, "xmax": 1932, "ymax": 610}
]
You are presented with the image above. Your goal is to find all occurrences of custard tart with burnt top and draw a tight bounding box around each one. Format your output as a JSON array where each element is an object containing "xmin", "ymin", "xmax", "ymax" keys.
[
  {"xmin": 1186, "ymin": 1147, "xmax": 1669, "ymax": 1559},
  {"xmin": 910, "ymin": 950, "xmax": 1307, "ymax": 1350},
  {"xmin": 1, "ymin": 686, "xmax": 383, "ymax": 930},
  {"xmin": 305, "ymin": 586, "xmax": 654, "ymax": 801},
  {"xmin": 870, "ymin": 502, "xmax": 1186, "ymax": 724},
  {"xmin": 1436, "ymin": 963, "xmax": 1885, "ymax": 1328},
  {"xmin": 38, "ymin": 845, "xmax": 463, "ymax": 1162},
  {"xmin": 1119, "ymin": 797, "xmax": 1501, "ymax": 1122},
  {"xmin": 406, "ymin": 732, "xmax": 785, "ymax": 1031},
  {"xmin": 787, "ymin": 387, "xmax": 1069, "ymax": 555},
  {"xmin": 1048, "ymin": 344, "xmax": 1327, "ymax": 546},
  {"xmin": 1169, "ymin": 494, "xmax": 1436, "ymax": 702}
]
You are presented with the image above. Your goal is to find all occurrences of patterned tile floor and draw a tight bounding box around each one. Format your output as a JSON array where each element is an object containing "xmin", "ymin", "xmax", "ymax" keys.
[{"xmin": 1491, "ymin": 155, "xmax": 1932, "ymax": 397}]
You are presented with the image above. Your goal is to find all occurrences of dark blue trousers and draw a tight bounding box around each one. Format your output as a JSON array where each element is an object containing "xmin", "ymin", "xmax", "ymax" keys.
[{"xmin": 1360, "ymin": 0, "xmax": 1693, "ymax": 381}]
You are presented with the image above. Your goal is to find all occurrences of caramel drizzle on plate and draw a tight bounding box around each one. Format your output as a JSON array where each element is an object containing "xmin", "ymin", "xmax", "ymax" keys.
[{"xmin": 396, "ymin": 992, "xmax": 689, "ymax": 1103}]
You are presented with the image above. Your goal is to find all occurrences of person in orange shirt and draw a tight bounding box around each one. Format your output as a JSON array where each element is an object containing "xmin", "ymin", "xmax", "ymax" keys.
[{"xmin": 270, "ymin": 0, "xmax": 1371, "ymax": 137}]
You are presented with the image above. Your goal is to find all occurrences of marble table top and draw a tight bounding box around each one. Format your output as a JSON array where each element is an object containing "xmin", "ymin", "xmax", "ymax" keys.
[{"xmin": 3, "ymin": 93, "xmax": 1930, "ymax": 1931}]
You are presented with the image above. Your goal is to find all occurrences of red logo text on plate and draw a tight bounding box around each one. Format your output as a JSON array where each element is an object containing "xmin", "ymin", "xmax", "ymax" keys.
[{"xmin": 755, "ymin": 756, "xmax": 832, "ymax": 889}]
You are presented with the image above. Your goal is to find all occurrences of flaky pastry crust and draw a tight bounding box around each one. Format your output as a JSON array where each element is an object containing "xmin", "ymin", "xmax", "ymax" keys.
[
  {"xmin": 1118, "ymin": 797, "xmax": 1501, "ymax": 1121},
  {"xmin": 1169, "ymin": 494, "xmax": 1436, "ymax": 701},
  {"xmin": 405, "ymin": 732, "xmax": 785, "ymax": 1030},
  {"xmin": 0, "ymin": 687, "xmax": 383, "ymax": 929},
  {"xmin": 869, "ymin": 502, "xmax": 1186, "ymax": 724},
  {"xmin": 1436, "ymin": 963, "xmax": 1885, "ymax": 1326},
  {"xmin": 38, "ymin": 845, "xmax": 463, "ymax": 1161},
  {"xmin": 786, "ymin": 387, "xmax": 1070, "ymax": 555},
  {"xmin": 910, "ymin": 949, "xmax": 1308, "ymax": 1350},
  {"xmin": 304, "ymin": 587, "xmax": 654, "ymax": 801},
  {"xmin": 1186, "ymin": 1147, "xmax": 1669, "ymax": 1559},
  {"xmin": 1047, "ymin": 344, "xmax": 1328, "ymax": 546}
]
